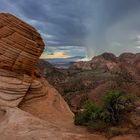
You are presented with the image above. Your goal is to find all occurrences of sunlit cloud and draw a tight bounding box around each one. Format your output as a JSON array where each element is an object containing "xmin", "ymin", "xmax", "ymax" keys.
[{"xmin": 40, "ymin": 51, "xmax": 70, "ymax": 59}]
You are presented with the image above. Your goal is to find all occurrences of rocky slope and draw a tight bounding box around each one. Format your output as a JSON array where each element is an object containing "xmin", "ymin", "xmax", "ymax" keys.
[
  {"xmin": 71, "ymin": 52, "xmax": 140, "ymax": 78},
  {"xmin": 39, "ymin": 53, "xmax": 140, "ymax": 112},
  {"xmin": 38, "ymin": 54, "xmax": 140, "ymax": 139},
  {"xmin": 37, "ymin": 60, "xmax": 140, "ymax": 139},
  {"xmin": 69, "ymin": 52, "xmax": 140, "ymax": 103}
]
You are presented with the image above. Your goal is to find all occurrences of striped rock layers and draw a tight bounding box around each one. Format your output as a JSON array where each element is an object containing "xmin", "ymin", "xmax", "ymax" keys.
[
  {"xmin": 0, "ymin": 13, "xmax": 44, "ymax": 74},
  {"xmin": 0, "ymin": 13, "xmax": 45, "ymax": 106}
]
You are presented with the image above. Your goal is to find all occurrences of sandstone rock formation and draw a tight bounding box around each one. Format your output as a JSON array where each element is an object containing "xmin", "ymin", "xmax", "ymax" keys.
[
  {"xmin": 0, "ymin": 13, "xmax": 44, "ymax": 106},
  {"xmin": 0, "ymin": 13, "xmax": 44, "ymax": 74},
  {"xmin": 0, "ymin": 69, "xmax": 32, "ymax": 106}
]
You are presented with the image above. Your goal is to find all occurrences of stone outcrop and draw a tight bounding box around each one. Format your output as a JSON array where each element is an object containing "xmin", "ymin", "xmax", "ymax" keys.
[
  {"xmin": 19, "ymin": 78, "xmax": 75, "ymax": 129},
  {"xmin": 0, "ymin": 13, "xmax": 44, "ymax": 107},
  {"xmin": 0, "ymin": 13, "xmax": 44, "ymax": 74}
]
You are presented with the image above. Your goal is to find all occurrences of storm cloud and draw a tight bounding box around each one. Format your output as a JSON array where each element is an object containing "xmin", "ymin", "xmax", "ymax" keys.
[{"xmin": 0, "ymin": 0, "xmax": 140, "ymax": 59}]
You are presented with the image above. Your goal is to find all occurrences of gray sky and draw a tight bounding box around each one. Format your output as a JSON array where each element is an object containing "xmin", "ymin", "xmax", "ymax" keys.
[{"xmin": 0, "ymin": 0, "xmax": 140, "ymax": 59}]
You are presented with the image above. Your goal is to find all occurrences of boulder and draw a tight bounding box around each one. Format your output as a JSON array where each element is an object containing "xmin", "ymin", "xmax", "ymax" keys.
[
  {"xmin": 0, "ymin": 13, "xmax": 44, "ymax": 74},
  {"xmin": 0, "ymin": 13, "xmax": 44, "ymax": 107}
]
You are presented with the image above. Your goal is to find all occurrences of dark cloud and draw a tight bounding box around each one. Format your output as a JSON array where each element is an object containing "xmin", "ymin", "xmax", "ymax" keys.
[
  {"xmin": 13, "ymin": 0, "xmax": 87, "ymax": 47},
  {"xmin": 0, "ymin": 0, "xmax": 140, "ymax": 58}
]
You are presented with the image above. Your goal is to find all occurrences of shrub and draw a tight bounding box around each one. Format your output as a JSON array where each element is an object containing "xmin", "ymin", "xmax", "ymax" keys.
[
  {"xmin": 74, "ymin": 100, "xmax": 107, "ymax": 125},
  {"xmin": 74, "ymin": 90, "xmax": 135, "ymax": 131},
  {"xmin": 74, "ymin": 111, "xmax": 88, "ymax": 125},
  {"xmin": 74, "ymin": 100, "xmax": 95, "ymax": 125},
  {"xmin": 103, "ymin": 91, "xmax": 135, "ymax": 125}
]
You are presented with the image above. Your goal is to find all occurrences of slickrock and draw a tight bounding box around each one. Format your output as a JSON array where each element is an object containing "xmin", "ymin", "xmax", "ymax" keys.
[
  {"xmin": 0, "ymin": 13, "xmax": 75, "ymax": 127},
  {"xmin": 20, "ymin": 78, "xmax": 74, "ymax": 125},
  {"xmin": 0, "ymin": 107, "xmax": 107, "ymax": 140}
]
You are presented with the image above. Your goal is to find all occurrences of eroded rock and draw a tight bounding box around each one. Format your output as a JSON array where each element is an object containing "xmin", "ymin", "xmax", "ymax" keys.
[
  {"xmin": 0, "ymin": 13, "xmax": 44, "ymax": 107},
  {"xmin": 0, "ymin": 13, "xmax": 44, "ymax": 74}
]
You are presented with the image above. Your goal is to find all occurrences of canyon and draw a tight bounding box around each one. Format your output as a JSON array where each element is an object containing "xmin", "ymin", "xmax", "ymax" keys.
[
  {"xmin": 0, "ymin": 13, "xmax": 139, "ymax": 140},
  {"xmin": 40, "ymin": 52, "xmax": 140, "ymax": 112}
]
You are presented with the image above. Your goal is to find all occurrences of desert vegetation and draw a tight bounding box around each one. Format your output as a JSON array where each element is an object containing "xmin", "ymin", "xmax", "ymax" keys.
[{"xmin": 74, "ymin": 91, "xmax": 136, "ymax": 135}]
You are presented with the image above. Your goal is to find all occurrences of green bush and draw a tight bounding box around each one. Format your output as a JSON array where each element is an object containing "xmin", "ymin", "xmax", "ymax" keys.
[
  {"xmin": 74, "ymin": 100, "xmax": 107, "ymax": 125},
  {"xmin": 103, "ymin": 91, "xmax": 135, "ymax": 125},
  {"xmin": 74, "ymin": 100, "xmax": 95, "ymax": 125},
  {"xmin": 74, "ymin": 90, "xmax": 135, "ymax": 131},
  {"xmin": 74, "ymin": 111, "xmax": 87, "ymax": 125}
]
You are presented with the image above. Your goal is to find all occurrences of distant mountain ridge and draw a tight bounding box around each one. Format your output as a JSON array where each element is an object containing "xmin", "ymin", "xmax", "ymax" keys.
[
  {"xmin": 45, "ymin": 56, "xmax": 85, "ymax": 68},
  {"xmin": 71, "ymin": 52, "xmax": 140, "ymax": 76},
  {"xmin": 37, "ymin": 52, "xmax": 140, "ymax": 139}
]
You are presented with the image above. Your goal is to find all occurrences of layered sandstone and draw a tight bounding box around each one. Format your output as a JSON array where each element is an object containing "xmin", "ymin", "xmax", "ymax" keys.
[
  {"xmin": 0, "ymin": 13, "xmax": 44, "ymax": 74},
  {"xmin": 0, "ymin": 13, "xmax": 44, "ymax": 106},
  {"xmin": 0, "ymin": 69, "xmax": 32, "ymax": 106}
]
